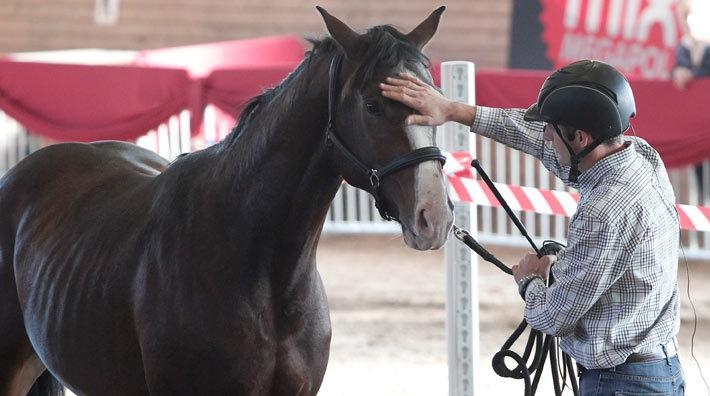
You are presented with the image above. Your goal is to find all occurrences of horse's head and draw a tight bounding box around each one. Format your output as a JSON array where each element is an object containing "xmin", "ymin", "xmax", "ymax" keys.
[{"xmin": 317, "ymin": 6, "xmax": 453, "ymax": 250}]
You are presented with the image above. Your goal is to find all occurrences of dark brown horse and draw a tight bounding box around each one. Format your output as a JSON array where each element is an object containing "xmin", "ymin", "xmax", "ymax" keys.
[{"xmin": 0, "ymin": 7, "xmax": 452, "ymax": 396}]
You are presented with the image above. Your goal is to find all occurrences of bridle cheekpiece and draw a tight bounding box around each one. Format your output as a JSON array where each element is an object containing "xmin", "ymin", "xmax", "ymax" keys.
[{"xmin": 324, "ymin": 54, "xmax": 446, "ymax": 221}]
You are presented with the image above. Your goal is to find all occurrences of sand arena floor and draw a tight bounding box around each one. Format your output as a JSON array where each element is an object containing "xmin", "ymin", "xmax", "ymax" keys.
[
  {"xmin": 316, "ymin": 234, "xmax": 710, "ymax": 396},
  {"xmin": 60, "ymin": 233, "xmax": 709, "ymax": 396}
]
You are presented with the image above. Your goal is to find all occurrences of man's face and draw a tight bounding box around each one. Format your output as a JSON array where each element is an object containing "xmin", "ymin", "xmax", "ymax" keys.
[{"xmin": 543, "ymin": 123, "xmax": 574, "ymax": 166}]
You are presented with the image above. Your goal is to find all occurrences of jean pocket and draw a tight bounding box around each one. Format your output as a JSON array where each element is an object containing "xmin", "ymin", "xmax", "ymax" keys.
[
  {"xmin": 613, "ymin": 393, "xmax": 669, "ymax": 396},
  {"xmin": 600, "ymin": 368, "xmax": 677, "ymax": 384},
  {"xmin": 599, "ymin": 370, "xmax": 675, "ymax": 395}
]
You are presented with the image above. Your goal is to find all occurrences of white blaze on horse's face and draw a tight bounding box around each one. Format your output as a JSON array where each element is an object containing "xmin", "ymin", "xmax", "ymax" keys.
[{"xmin": 400, "ymin": 122, "xmax": 453, "ymax": 250}]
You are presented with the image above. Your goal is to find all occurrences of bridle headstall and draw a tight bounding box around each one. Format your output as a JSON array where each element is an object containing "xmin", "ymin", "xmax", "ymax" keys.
[{"xmin": 324, "ymin": 54, "xmax": 446, "ymax": 220}]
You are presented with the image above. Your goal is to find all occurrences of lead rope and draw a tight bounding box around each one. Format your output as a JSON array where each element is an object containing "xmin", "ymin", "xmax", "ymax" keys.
[{"xmin": 452, "ymin": 160, "xmax": 580, "ymax": 396}]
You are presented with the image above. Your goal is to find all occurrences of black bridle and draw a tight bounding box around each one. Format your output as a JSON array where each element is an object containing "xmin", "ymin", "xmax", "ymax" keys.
[{"xmin": 324, "ymin": 54, "xmax": 446, "ymax": 220}]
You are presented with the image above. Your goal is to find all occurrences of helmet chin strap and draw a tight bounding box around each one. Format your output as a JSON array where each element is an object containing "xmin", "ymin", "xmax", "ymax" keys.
[{"xmin": 551, "ymin": 124, "xmax": 605, "ymax": 183}]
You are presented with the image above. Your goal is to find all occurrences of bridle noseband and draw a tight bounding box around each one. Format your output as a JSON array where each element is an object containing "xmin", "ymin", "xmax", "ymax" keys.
[{"xmin": 324, "ymin": 54, "xmax": 447, "ymax": 221}]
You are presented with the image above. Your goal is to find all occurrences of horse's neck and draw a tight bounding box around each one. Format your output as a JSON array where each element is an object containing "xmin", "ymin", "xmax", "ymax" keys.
[{"xmin": 217, "ymin": 55, "xmax": 342, "ymax": 256}]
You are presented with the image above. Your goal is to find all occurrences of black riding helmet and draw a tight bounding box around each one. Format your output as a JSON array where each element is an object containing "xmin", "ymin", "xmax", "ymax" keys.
[{"xmin": 523, "ymin": 60, "xmax": 636, "ymax": 181}]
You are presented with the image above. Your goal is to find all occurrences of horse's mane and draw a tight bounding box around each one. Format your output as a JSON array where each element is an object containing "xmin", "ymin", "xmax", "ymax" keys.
[
  {"xmin": 221, "ymin": 39, "xmax": 336, "ymax": 147},
  {"xmin": 223, "ymin": 25, "xmax": 430, "ymax": 145}
]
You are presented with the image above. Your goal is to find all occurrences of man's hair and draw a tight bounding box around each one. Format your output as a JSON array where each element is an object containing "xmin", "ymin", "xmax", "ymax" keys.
[{"xmin": 558, "ymin": 124, "xmax": 623, "ymax": 145}]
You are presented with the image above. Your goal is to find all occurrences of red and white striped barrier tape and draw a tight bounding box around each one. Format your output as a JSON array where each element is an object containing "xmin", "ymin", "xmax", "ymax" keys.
[{"xmin": 443, "ymin": 152, "xmax": 710, "ymax": 232}]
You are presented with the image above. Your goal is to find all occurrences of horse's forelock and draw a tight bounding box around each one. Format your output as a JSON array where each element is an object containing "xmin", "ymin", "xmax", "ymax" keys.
[
  {"xmin": 310, "ymin": 27, "xmax": 430, "ymax": 85},
  {"xmin": 354, "ymin": 25, "xmax": 431, "ymax": 85}
]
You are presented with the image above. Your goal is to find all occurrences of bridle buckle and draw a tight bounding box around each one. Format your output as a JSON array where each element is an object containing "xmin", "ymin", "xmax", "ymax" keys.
[{"xmin": 368, "ymin": 169, "xmax": 381, "ymax": 189}]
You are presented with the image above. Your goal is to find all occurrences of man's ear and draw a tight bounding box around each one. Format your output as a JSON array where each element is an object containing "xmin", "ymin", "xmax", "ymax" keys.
[{"xmin": 576, "ymin": 129, "xmax": 591, "ymax": 145}]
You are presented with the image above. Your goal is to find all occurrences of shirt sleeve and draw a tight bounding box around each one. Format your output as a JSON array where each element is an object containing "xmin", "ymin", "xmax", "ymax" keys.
[
  {"xmin": 522, "ymin": 210, "xmax": 630, "ymax": 337},
  {"xmin": 471, "ymin": 106, "xmax": 573, "ymax": 184}
]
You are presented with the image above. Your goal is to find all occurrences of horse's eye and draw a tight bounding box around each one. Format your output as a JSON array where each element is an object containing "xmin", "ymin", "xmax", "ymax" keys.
[{"xmin": 365, "ymin": 100, "xmax": 382, "ymax": 116}]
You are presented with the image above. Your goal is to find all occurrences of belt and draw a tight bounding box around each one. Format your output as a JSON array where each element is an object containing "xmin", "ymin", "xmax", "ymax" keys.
[
  {"xmin": 576, "ymin": 339, "xmax": 678, "ymax": 376},
  {"xmin": 626, "ymin": 339, "xmax": 678, "ymax": 363}
]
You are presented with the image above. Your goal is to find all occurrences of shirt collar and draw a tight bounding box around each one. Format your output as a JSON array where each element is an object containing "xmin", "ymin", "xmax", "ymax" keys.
[{"xmin": 577, "ymin": 140, "xmax": 634, "ymax": 194}]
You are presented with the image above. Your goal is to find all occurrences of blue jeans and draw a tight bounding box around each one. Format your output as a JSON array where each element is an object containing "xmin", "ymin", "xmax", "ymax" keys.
[{"xmin": 580, "ymin": 356, "xmax": 684, "ymax": 395}]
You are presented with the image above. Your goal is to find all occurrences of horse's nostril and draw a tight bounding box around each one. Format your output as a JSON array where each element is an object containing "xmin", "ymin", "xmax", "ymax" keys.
[{"xmin": 418, "ymin": 208, "xmax": 430, "ymax": 231}]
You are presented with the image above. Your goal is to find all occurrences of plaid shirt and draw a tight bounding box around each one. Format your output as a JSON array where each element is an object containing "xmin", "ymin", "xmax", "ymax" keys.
[{"xmin": 471, "ymin": 106, "xmax": 681, "ymax": 369}]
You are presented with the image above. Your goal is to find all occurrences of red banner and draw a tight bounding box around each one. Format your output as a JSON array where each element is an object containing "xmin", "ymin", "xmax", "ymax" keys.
[{"xmin": 540, "ymin": 0, "xmax": 683, "ymax": 79}]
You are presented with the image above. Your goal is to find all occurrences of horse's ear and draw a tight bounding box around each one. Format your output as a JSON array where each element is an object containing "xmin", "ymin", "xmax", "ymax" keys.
[
  {"xmin": 316, "ymin": 6, "xmax": 361, "ymax": 57},
  {"xmin": 406, "ymin": 6, "xmax": 446, "ymax": 49}
]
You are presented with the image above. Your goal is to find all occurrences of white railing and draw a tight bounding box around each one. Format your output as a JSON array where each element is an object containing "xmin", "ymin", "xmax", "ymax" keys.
[
  {"xmin": 0, "ymin": 111, "xmax": 54, "ymax": 172},
  {"xmin": 134, "ymin": 110, "xmax": 192, "ymax": 161},
  {"xmin": 1, "ymin": 105, "xmax": 709, "ymax": 258}
]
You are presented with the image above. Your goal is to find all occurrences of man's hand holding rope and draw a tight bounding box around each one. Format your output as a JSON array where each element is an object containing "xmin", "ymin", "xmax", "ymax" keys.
[{"xmin": 512, "ymin": 254, "xmax": 556, "ymax": 298}]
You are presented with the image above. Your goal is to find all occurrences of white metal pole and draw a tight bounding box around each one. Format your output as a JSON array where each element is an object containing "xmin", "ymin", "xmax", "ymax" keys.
[{"xmin": 440, "ymin": 61, "xmax": 478, "ymax": 396}]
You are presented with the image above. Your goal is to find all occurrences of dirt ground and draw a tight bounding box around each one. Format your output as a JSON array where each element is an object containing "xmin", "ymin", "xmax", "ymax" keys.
[{"xmin": 316, "ymin": 234, "xmax": 710, "ymax": 396}]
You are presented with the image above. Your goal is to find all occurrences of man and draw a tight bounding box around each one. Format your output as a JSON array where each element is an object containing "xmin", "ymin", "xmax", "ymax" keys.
[
  {"xmin": 672, "ymin": 0, "xmax": 710, "ymax": 202},
  {"xmin": 381, "ymin": 60, "xmax": 685, "ymax": 395},
  {"xmin": 672, "ymin": 0, "xmax": 710, "ymax": 90}
]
